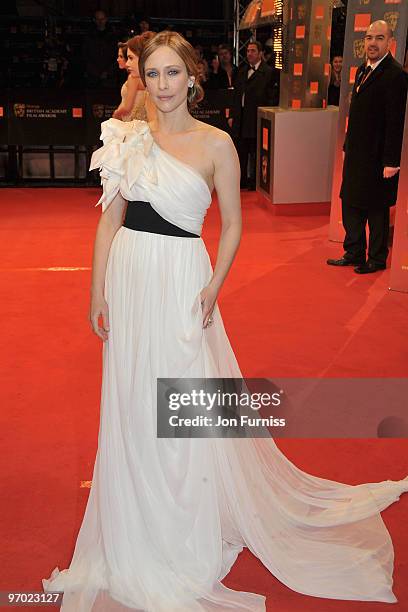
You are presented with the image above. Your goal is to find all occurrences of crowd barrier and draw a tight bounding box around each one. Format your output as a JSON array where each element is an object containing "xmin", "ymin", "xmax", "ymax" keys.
[{"xmin": 0, "ymin": 88, "xmax": 233, "ymax": 183}]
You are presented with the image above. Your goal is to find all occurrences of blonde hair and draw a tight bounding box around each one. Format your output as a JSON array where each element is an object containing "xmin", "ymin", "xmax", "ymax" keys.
[{"xmin": 138, "ymin": 31, "xmax": 204, "ymax": 110}]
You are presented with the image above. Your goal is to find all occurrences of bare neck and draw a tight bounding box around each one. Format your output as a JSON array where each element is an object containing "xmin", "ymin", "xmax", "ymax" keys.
[{"xmin": 151, "ymin": 104, "xmax": 197, "ymax": 135}]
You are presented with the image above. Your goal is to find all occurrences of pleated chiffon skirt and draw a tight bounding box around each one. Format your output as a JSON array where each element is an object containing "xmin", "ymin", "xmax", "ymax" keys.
[{"xmin": 43, "ymin": 224, "xmax": 408, "ymax": 611}]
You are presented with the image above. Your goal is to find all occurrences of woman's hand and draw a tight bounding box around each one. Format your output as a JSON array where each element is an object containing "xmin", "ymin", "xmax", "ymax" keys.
[
  {"xmin": 89, "ymin": 295, "xmax": 110, "ymax": 341},
  {"xmin": 200, "ymin": 283, "xmax": 219, "ymax": 328}
]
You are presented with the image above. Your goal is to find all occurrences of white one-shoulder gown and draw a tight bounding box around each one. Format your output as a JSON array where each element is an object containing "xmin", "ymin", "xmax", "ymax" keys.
[{"xmin": 42, "ymin": 119, "xmax": 408, "ymax": 611}]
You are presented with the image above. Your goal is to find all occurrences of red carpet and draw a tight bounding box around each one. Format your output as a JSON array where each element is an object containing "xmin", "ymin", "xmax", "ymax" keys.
[{"xmin": 0, "ymin": 187, "xmax": 407, "ymax": 611}]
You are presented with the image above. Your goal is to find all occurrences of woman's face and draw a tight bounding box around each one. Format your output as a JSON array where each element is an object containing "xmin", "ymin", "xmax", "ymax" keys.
[
  {"xmin": 126, "ymin": 50, "xmax": 140, "ymax": 77},
  {"xmin": 332, "ymin": 56, "xmax": 343, "ymax": 74},
  {"xmin": 117, "ymin": 48, "xmax": 127, "ymax": 70},
  {"xmin": 144, "ymin": 45, "xmax": 194, "ymax": 114}
]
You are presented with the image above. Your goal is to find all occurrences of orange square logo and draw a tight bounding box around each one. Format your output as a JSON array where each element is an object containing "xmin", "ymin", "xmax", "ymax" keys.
[
  {"xmin": 292, "ymin": 99, "xmax": 301, "ymax": 109},
  {"xmin": 354, "ymin": 14, "xmax": 371, "ymax": 32},
  {"xmin": 349, "ymin": 66, "xmax": 358, "ymax": 84},
  {"xmin": 0, "ymin": 106, "xmax": 3, "ymax": 117},
  {"xmin": 315, "ymin": 5, "xmax": 324, "ymax": 19},
  {"xmin": 72, "ymin": 107, "xmax": 83, "ymax": 118},
  {"xmin": 324, "ymin": 63, "xmax": 330, "ymax": 76},
  {"xmin": 262, "ymin": 127, "xmax": 269, "ymax": 150},
  {"xmin": 312, "ymin": 45, "xmax": 321, "ymax": 58},
  {"xmin": 322, "ymin": 99, "xmax": 327, "ymax": 109},
  {"xmin": 310, "ymin": 81, "xmax": 319, "ymax": 94},
  {"xmin": 294, "ymin": 63, "xmax": 303, "ymax": 76},
  {"xmin": 295, "ymin": 25, "xmax": 305, "ymax": 39},
  {"xmin": 384, "ymin": 0, "xmax": 401, "ymax": 3}
]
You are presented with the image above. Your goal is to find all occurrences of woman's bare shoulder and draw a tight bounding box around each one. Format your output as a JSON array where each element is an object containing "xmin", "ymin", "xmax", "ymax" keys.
[
  {"xmin": 195, "ymin": 121, "xmax": 235, "ymax": 156},
  {"xmin": 127, "ymin": 74, "xmax": 143, "ymax": 90}
]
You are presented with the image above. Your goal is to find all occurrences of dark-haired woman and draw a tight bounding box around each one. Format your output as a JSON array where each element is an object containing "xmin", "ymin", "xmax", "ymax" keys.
[{"xmin": 113, "ymin": 33, "xmax": 155, "ymax": 122}]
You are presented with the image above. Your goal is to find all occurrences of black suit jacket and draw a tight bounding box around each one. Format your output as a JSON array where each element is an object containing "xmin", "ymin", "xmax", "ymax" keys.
[
  {"xmin": 231, "ymin": 60, "xmax": 279, "ymax": 139},
  {"xmin": 207, "ymin": 65, "xmax": 238, "ymax": 89},
  {"xmin": 340, "ymin": 53, "xmax": 407, "ymax": 208}
]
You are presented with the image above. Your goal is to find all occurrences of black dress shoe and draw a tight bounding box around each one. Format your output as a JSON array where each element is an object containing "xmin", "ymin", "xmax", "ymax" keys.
[
  {"xmin": 354, "ymin": 262, "xmax": 386, "ymax": 274},
  {"xmin": 327, "ymin": 257, "xmax": 364, "ymax": 267}
]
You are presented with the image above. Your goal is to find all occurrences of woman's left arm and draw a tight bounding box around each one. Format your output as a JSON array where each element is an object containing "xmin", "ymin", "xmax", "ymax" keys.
[
  {"xmin": 113, "ymin": 75, "xmax": 141, "ymax": 119},
  {"xmin": 200, "ymin": 131, "xmax": 241, "ymax": 327}
]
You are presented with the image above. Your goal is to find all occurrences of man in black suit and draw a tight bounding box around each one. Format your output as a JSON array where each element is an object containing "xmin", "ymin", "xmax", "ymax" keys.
[
  {"xmin": 228, "ymin": 41, "xmax": 279, "ymax": 190},
  {"xmin": 328, "ymin": 20, "xmax": 407, "ymax": 273}
]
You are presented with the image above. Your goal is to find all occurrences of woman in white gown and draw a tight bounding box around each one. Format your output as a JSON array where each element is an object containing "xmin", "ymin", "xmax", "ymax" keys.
[{"xmin": 43, "ymin": 31, "xmax": 408, "ymax": 611}]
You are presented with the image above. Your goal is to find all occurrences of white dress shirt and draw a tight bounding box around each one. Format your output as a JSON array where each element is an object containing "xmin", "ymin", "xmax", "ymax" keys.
[{"xmin": 367, "ymin": 51, "xmax": 389, "ymax": 72}]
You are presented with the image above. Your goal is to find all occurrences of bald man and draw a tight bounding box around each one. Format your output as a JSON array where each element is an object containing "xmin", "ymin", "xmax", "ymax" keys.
[{"xmin": 328, "ymin": 21, "xmax": 407, "ymax": 273}]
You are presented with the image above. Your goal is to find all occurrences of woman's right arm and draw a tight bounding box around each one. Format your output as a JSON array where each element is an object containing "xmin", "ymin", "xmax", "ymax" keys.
[{"xmin": 89, "ymin": 192, "xmax": 127, "ymax": 341}]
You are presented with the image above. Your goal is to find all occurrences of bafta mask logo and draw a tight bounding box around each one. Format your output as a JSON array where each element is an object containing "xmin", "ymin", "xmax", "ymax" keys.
[
  {"xmin": 295, "ymin": 43, "xmax": 303, "ymax": 58},
  {"xmin": 359, "ymin": 0, "xmax": 370, "ymax": 5},
  {"xmin": 261, "ymin": 154, "xmax": 268, "ymax": 184},
  {"xmin": 314, "ymin": 24, "xmax": 322, "ymax": 40},
  {"xmin": 13, "ymin": 103, "xmax": 26, "ymax": 118},
  {"xmin": 297, "ymin": 4, "xmax": 306, "ymax": 21},
  {"xmin": 92, "ymin": 104, "xmax": 105, "ymax": 119},
  {"xmin": 383, "ymin": 12, "xmax": 399, "ymax": 32},
  {"xmin": 353, "ymin": 38, "xmax": 366, "ymax": 58},
  {"xmin": 292, "ymin": 80, "xmax": 302, "ymax": 95}
]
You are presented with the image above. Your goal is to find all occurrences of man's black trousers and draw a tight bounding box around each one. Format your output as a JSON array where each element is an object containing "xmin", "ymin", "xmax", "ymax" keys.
[{"xmin": 341, "ymin": 199, "xmax": 390, "ymax": 266}]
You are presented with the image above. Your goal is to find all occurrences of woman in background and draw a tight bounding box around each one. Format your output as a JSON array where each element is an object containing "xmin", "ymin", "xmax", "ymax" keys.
[
  {"xmin": 197, "ymin": 58, "xmax": 210, "ymax": 90},
  {"xmin": 113, "ymin": 32, "xmax": 156, "ymax": 122},
  {"xmin": 328, "ymin": 54, "xmax": 343, "ymax": 105},
  {"xmin": 116, "ymin": 41, "xmax": 128, "ymax": 73}
]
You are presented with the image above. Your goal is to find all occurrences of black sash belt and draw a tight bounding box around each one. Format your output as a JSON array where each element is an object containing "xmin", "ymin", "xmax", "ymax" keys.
[{"xmin": 123, "ymin": 201, "xmax": 200, "ymax": 238}]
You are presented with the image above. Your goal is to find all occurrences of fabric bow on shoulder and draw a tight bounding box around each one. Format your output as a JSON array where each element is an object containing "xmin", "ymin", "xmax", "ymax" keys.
[{"xmin": 89, "ymin": 118, "xmax": 157, "ymax": 211}]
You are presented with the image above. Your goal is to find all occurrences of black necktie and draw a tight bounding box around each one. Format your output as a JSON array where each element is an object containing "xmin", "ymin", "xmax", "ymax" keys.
[{"xmin": 357, "ymin": 65, "xmax": 372, "ymax": 88}]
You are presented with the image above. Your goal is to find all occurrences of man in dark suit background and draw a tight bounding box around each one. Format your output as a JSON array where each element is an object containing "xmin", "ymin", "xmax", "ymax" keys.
[
  {"xmin": 228, "ymin": 41, "xmax": 279, "ymax": 190},
  {"xmin": 328, "ymin": 20, "xmax": 407, "ymax": 274}
]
